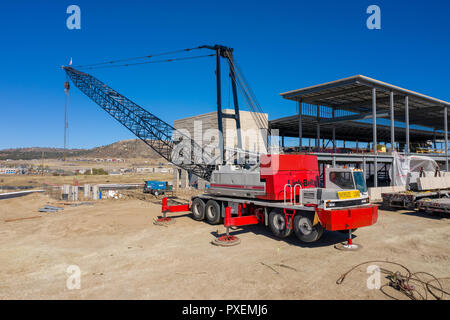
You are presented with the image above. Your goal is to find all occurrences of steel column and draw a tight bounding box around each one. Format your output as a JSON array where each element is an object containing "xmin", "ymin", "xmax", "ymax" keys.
[
  {"xmin": 298, "ymin": 100, "xmax": 302, "ymax": 149},
  {"xmin": 390, "ymin": 91, "xmax": 395, "ymax": 151},
  {"xmin": 390, "ymin": 91, "xmax": 395, "ymax": 186},
  {"xmin": 445, "ymin": 106, "xmax": 448, "ymax": 171},
  {"xmin": 316, "ymin": 105, "xmax": 320, "ymax": 149},
  {"xmin": 433, "ymin": 129, "xmax": 436, "ymax": 150},
  {"xmin": 215, "ymin": 49, "xmax": 224, "ymax": 163},
  {"xmin": 405, "ymin": 95, "xmax": 409, "ymax": 155},
  {"xmin": 372, "ymin": 88, "xmax": 378, "ymax": 187},
  {"xmin": 363, "ymin": 156, "xmax": 367, "ymax": 182},
  {"xmin": 332, "ymin": 107, "xmax": 336, "ymax": 153}
]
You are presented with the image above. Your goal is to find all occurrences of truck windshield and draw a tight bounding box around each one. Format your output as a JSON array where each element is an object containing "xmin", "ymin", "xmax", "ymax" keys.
[
  {"xmin": 329, "ymin": 171, "xmax": 354, "ymax": 189},
  {"xmin": 353, "ymin": 171, "xmax": 367, "ymax": 193}
]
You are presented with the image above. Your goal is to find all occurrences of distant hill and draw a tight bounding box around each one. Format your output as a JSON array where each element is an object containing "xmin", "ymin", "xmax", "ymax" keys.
[
  {"xmin": 85, "ymin": 139, "xmax": 161, "ymax": 159},
  {"xmin": 0, "ymin": 147, "xmax": 87, "ymax": 160},
  {"xmin": 0, "ymin": 139, "xmax": 163, "ymax": 160}
]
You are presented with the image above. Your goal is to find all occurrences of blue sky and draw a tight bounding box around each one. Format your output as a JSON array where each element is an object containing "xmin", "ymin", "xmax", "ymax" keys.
[{"xmin": 0, "ymin": 0, "xmax": 449, "ymax": 149}]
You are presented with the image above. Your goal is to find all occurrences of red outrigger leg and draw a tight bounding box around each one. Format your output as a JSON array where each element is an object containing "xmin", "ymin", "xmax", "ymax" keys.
[
  {"xmin": 156, "ymin": 197, "xmax": 190, "ymax": 224},
  {"xmin": 213, "ymin": 207, "xmax": 242, "ymax": 246}
]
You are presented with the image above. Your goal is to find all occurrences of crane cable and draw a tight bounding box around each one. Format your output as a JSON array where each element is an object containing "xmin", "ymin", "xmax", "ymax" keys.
[
  {"xmin": 225, "ymin": 52, "xmax": 270, "ymax": 138},
  {"xmin": 336, "ymin": 260, "xmax": 450, "ymax": 300},
  {"xmin": 78, "ymin": 54, "xmax": 215, "ymax": 70},
  {"xmin": 72, "ymin": 46, "xmax": 205, "ymax": 69},
  {"xmin": 226, "ymin": 53, "xmax": 267, "ymax": 130}
]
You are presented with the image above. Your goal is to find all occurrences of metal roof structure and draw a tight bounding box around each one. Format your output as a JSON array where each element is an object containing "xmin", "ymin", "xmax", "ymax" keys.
[
  {"xmin": 280, "ymin": 75, "xmax": 450, "ymax": 131},
  {"xmin": 270, "ymin": 114, "xmax": 442, "ymax": 143}
]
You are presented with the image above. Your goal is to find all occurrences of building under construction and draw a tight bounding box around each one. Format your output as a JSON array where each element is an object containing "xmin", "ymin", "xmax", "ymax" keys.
[
  {"xmin": 269, "ymin": 75, "xmax": 450, "ymax": 188},
  {"xmin": 174, "ymin": 75, "xmax": 450, "ymax": 189}
]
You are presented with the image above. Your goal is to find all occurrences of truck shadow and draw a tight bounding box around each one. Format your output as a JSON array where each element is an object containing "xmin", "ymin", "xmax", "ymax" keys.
[
  {"xmin": 399, "ymin": 210, "xmax": 447, "ymax": 220},
  {"xmin": 209, "ymin": 223, "xmax": 352, "ymax": 248}
]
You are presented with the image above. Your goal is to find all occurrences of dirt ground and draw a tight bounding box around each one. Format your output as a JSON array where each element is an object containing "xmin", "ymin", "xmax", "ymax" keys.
[{"xmin": 0, "ymin": 193, "xmax": 449, "ymax": 300}]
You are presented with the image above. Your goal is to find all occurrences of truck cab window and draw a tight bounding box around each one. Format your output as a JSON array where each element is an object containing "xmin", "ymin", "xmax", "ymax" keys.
[
  {"xmin": 329, "ymin": 171, "xmax": 354, "ymax": 189},
  {"xmin": 353, "ymin": 171, "xmax": 367, "ymax": 193}
]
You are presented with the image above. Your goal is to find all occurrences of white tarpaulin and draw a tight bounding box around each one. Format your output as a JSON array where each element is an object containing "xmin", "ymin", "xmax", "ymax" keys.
[{"xmin": 390, "ymin": 151, "xmax": 439, "ymax": 186}]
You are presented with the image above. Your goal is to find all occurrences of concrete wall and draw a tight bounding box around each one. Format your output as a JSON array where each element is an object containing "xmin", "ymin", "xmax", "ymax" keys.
[
  {"xmin": 174, "ymin": 109, "xmax": 268, "ymax": 156},
  {"xmin": 173, "ymin": 109, "xmax": 268, "ymax": 189}
]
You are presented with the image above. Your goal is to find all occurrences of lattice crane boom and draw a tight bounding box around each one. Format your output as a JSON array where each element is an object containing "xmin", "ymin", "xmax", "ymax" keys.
[{"xmin": 63, "ymin": 66, "xmax": 215, "ymax": 181}]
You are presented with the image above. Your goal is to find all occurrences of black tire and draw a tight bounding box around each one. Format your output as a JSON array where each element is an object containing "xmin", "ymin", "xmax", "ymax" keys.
[
  {"xmin": 205, "ymin": 200, "xmax": 221, "ymax": 225},
  {"xmin": 293, "ymin": 213, "xmax": 324, "ymax": 243},
  {"xmin": 191, "ymin": 198, "xmax": 205, "ymax": 221},
  {"xmin": 337, "ymin": 228, "xmax": 358, "ymax": 234},
  {"xmin": 268, "ymin": 209, "xmax": 292, "ymax": 238}
]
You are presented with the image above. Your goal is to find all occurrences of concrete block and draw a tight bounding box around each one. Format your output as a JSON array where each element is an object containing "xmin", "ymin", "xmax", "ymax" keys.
[
  {"xmin": 435, "ymin": 177, "xmax": 445, "ymax": 189},
  {"xmin": 392, "ymin": 186, "xmax": 406, "ymax": 193},
  {"xmin": 92, "ymin": 185, "xmax": 99, "ymax": 200},
  {"xmin": 444, "ymin": 176, "xmax": 450, "ymax": 188},
  {"xmin": 84, "ymin": 184, "xmax": 91, "ymax": 198},
  {"xmin": 369, "ymin": 187, "xmax": 382, "ymax": 201},
  {"xmin": 418, "ymin": 177, "xmax": 431, "ymax": 190}
]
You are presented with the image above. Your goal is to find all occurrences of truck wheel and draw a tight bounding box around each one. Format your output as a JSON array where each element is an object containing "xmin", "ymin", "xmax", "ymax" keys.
[
  {"xmin": 191, "ymin": 198, "xmax": 205, "ymax": 221},
  {"xmin": 293, "ymin": 213, "xmax": 324, "ymax": 243},
  {"xmin": 268, "ymin": 209, "xmax": 292, "ymax": 238},
  {"xmin": 205, "ymin": 200, "xmax": 221, "ymax": 225},
  {"xmin": 153, "ymin": 190, "xmax": 159, "ymax": 196}
]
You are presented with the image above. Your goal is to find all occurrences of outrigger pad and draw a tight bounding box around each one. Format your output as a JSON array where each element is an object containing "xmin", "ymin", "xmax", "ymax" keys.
[
  {"xmin": 211, "ymin": 235, "xmax": 241, "ymax": 247},
  {"xmin": 153, "ymin": 216, "xmax": 176, "ymax": 226},
  {"xmin": 334, "ymin": 242, "xmax": 362, "ymax": 251}
]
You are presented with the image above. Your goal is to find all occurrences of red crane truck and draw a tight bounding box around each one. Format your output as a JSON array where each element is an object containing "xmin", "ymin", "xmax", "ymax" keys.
[{"xmin": 162, "ymin": 154, "xmax": 378, "ymax": 244}]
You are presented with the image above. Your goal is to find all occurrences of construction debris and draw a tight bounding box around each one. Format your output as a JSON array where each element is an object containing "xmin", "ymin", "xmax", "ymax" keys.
[
  {"xmin": 38, "ymin": 205, "xmax": 64, "ymax": 213},
  {"xmin": 336, "ymin": 260, "xmax": 450, "ymax": 300}
]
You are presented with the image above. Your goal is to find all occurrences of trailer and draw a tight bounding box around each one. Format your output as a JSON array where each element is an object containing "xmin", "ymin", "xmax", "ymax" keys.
[
  {"xmin": 416, "ymin": 198, "xmax": 450, "ymax": 216},
  {"xmin": 381, "ymin": 190, "xmax": 450, "ymax": 210},
  {"xmin": 381, "ymin": 155, "xmax": 448, "ymax": 210},
  {"xmin": 143, "ymin": 180, "xmax": 170, "ymax": 196},
  {"xmin": 381, "ymin": 167, "xmax": 450, "ymax": 210}
]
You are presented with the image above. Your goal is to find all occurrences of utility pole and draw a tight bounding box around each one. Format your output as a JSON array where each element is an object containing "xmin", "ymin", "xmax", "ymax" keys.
[
  {"xmin": 41, "ymin": 151, "xmax": 45, "ymax": 176},
  {"xmin": 64, "ymin": 80, "xmax": 70, "ymax": 161}
]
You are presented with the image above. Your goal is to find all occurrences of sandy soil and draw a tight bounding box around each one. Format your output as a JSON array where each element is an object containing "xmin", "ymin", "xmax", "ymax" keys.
[{"xmin": 0, "ymin": 193, "xmax": 449, "ymax": 300}]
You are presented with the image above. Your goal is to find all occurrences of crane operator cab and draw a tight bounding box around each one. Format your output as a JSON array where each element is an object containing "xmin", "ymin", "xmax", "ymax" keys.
[{"xmin": 325, "ymin": 166, "xmax": 368, "ymax": 197}]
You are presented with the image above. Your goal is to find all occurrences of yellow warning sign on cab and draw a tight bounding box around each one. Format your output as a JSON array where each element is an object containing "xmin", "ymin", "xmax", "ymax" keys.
[{"xmin": 338, "ymin": 190, "xmax": 361, "ymax": 200}]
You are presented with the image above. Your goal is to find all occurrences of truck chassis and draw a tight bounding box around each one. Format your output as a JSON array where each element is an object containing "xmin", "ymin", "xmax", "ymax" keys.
[{"xmin": 162, "ymin": 194, "xmax": 378, "ymax": 243}]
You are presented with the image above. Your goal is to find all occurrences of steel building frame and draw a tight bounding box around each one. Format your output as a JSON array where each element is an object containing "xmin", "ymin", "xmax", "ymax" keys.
[{"xmin": 276, "ymin": 75, "xmax": 450, "ymax": 187}]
